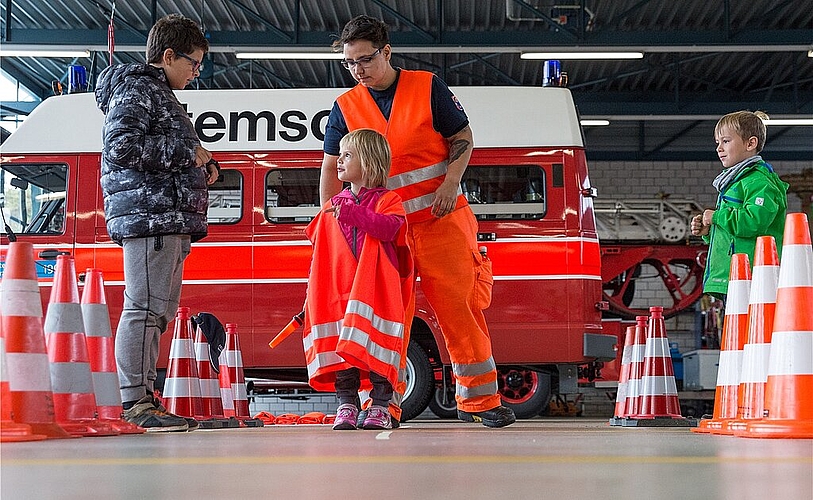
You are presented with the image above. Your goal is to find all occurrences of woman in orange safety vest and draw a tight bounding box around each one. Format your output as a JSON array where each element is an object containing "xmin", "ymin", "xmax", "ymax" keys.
[
  {"xmin": 320, "ymin": 15, "xmax": 516, "ymax": 428},
  {"xmin": 303, "ymin": 129, "xmax": 413, "ymax": 430}
]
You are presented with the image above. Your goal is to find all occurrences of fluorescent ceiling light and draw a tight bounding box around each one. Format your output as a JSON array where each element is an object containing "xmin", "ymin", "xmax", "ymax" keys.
[
  {"xmin": 521, "ymin": 52, "xmax": 643, "ymax": 60},
  {"xmin": 235, "ymin": 52, "xmax": 344, "ymax": 60},
  {"xmin": 808, "ymin": 50, "xmax": 813, "ymax": 57},
  {"xmin": 0, "ymin": 49, "xmax": 90, "ymax": 58},
  {"xmin": 762, "ymin": 119, "xmax": 813, "ymax": 126},
  {"xmin": 580, "ymin": 119, "xmax": 610, "ymax": 126}
]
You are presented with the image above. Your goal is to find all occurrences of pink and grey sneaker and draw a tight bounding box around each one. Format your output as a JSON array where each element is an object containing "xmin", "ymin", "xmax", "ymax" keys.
[
  {"xmin": 361, "ymin": 405, "xmax": 392, "ymax": 430},
  {"xmin": 332, "ymin": 403, "xmax": 359, "ymax": 430}
]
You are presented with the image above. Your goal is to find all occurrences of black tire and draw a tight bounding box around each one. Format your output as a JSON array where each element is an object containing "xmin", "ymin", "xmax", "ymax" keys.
[
  {"xmin": 497, "ymin": 368, "xmax": 552, "ymax": 419},
  {"xmin": 399, "ymin": 341, "xmax": 434, "ymax": 422},
  {"xmin": 428, "ymin": 383, "xmax": 458, "ymax": 419}
]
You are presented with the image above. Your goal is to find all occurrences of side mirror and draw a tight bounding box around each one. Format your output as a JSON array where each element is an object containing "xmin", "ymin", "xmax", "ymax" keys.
[{"xmin": 10, "ymin": 177, "xmax": 29, "ymax": 190}]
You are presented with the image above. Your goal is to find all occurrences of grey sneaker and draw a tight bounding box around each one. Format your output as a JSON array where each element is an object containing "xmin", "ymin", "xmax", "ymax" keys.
[
  {"xmin": 123, "ymin": 396, "xmax": 188, "ymax": 432},
  {"xmin": 152, "ymin": 396, "xmax": 199, "ymax": 431}
]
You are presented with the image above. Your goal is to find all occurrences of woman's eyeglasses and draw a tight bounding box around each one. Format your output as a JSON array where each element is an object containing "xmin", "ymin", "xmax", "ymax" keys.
[
  {"xmin": 340, "ymin": 48, "xmax": 382, "ymax": 70},
  {"xmin": 176, "ymin": 52, "xmax": 203, "ymax": 73}
]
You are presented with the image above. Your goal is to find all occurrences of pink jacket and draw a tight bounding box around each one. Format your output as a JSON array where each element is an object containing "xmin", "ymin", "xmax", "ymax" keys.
[{"xmin": 330, "ymin": 186, "xmax": 405, "ymax": 266}]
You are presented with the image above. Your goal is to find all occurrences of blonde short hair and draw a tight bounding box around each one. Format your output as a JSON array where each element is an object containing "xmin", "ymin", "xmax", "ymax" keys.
[
  {"xmin": 340, "ymin": 129, "xmax": 391, "ymax": 188},
  {"xmin": 714, "ymin": 110, "xmax": 769, "ymax": 153}
]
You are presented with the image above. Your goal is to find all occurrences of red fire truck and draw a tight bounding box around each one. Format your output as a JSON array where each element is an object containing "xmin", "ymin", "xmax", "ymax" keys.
[{"xmin": 1, "ymin": 86, "xmax": 617, "ymax": 420}]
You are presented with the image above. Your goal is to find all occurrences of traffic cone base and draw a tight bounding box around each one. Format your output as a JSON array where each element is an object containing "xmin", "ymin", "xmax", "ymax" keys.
[{"xmin": 1, "ymin": 421, "xmax": 48, "ymax": 442}]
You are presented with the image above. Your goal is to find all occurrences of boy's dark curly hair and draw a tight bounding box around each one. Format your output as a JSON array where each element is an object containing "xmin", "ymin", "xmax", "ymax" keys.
[{"xmin": 146, "ymin": 14, "xmax": 209, "ymax": 64}]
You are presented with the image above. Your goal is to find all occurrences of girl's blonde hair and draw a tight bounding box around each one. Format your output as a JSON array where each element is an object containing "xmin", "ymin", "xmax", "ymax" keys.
[
  {"xmin": 714, "ymin": 110, "xmax": 769, "ymax": 153},
  {"xmin": 340, "ymin": 129, "xmax": 391, "ymax": 188}
]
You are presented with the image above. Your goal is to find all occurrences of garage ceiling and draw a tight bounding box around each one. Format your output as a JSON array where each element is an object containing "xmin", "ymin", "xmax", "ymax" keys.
[{"xmin": 1, "ymin": 0, "xmax": 811, "ymax": 160}]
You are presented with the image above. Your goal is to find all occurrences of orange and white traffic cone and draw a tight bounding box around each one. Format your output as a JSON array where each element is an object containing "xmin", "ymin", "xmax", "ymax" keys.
[
  {"xmin": 609, "ymin": 324, "xmax": 636, "ymax": 425},
  {"xmin": 217, "ymin": 348, "xmax": 236, "ymax": 418},
  {"xmin": 80, "ymin": 268, "xmax": 143, "ymax": 435},
  {"xmin": 162, "ymin": 307, "xmax": 203, "ymax": 420},
  {"xmin": 728, "ymin": 237, "xmax": 779, "ymax": 435},
  {"xmin": 44, "ymin": 255, "xmax": 118, "ymax": 436},
  {"xmin": 221, "ymin": 323, "xmax": 262, "ymax": 427},
  {"xmin": 193, "ymin": 322, "xmax": 232, "ymax": 428},
  {"xmin": 1, "ymin": 334, "xmax": 47, "ymax": 442},
  {"xmin": 0, "ymin": 242, "xmax": 71, "ymax": 439},
  {"xmin": 616, "ymin": 315, "xmax": 649, "ymax": 425},
  {"xmin": 694, "ymin": 253, "xmax": 751, "ymax": 434},
  {"xmin": 626, "ymin": 306, "xmax": 695, "ymax": 427},
  {"xmin": 743, "ymin": 213, "xmax": 813, "ymax": 438}
]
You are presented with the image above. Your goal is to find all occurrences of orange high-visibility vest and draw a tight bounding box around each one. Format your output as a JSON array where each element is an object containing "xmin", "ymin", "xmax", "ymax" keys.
[
  {"xmin": 302, "ymin": 191, "xmax": 413, "ymax": 392},
  {"xmin": 337, "ymin": 70, "xmax": 468, "ymax": 223}
]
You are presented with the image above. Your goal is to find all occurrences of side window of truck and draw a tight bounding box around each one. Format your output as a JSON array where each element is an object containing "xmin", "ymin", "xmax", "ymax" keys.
[
  {"xmin": 265, "ymin": 169, "xmax": 321, "ymax": 223},
  {"xmin": 0, "ymin": 164, "xmax": 68, "ymax": 235},
  {"xmin": 462, "ymin": 165, "xmax": 546, "ymax": 220},
  {"xmin": 207, "ymin": 169, "xmax": 243, "ymax": 224}
]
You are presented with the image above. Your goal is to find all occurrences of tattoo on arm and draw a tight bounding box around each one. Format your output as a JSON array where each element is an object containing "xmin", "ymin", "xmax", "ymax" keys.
[{"xmin": 449, "ymin": 138, "xmax": 471, "ymax": 163}]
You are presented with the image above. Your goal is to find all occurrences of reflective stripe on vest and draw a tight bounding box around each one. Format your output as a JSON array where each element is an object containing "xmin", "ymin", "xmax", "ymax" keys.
[
  {"xmin": 303, "ymin": 320, "xmax": 342, "ymax": 353},
  {"xmin": 388, "ymin": 160, "xmax": 462, "ymax": 214},
  {"xmin": 346, "ymin": 299, "xmax": 404, "ymax": 339},
  {"xmin": 339, "ymin": 300, "xmax": 404, "ymax": 376}
]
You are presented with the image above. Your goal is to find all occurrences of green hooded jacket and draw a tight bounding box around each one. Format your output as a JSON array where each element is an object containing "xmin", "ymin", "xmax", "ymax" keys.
[{"xmin": 702, "ymin": 159, "xmax": 789, "ymax": 298}]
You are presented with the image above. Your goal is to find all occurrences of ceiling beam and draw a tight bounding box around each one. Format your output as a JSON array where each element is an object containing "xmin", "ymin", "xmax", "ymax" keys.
[{"xmin": 2, "ymin": 28, "xmax": 811, "ymax": 52}]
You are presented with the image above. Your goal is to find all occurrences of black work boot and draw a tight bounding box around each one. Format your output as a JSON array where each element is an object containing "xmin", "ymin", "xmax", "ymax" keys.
[{"xmin": 458, "ymin": 405, "xmax": 516, "ymax": 428}]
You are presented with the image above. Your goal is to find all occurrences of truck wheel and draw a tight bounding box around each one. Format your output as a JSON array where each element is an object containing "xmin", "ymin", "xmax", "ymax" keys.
[
  {"xmin": 399, "ymin": 341, "xmax": 434, "ymax": 422},
  {"xmin": 428, "ymin": 384, "xmax": 458, "ymax": 419},
  {"xmin": 498, "ymin": 368, "xmax": 552, "ymax": 419}
]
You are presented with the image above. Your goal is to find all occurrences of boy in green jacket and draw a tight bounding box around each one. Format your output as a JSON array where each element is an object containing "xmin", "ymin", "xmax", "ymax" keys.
[{"xmin": 691, "ymin": 110, "xmax": 789, "ymax": 300}]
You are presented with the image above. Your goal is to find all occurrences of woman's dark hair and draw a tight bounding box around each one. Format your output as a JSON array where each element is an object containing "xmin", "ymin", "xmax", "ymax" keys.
[
  {"xmin": 332, "ymin": 15, "xmax": 389, "ymax": 51},
  {"xmin": 146, "ymin": 14, "xmax": 209, "ymax": 63}
]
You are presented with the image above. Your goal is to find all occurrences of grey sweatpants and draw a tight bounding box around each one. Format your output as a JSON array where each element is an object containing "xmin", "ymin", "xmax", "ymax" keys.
[{"xmin": 115, "ymin": 235, "xmax": 191, "ymax": 405}]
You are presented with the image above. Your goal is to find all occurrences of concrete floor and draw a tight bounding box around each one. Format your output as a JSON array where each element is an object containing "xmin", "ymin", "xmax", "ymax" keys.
[{"xmin": 2, "ymin": 418, "xmax": 812, "ymax": 500}]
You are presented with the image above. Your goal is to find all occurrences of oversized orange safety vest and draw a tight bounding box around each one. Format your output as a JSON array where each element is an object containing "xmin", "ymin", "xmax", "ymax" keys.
[
  {"xmin": 337, "ymin": 70, "xmax": 468, "ymax": 223},
  {"xmin": 302, "ymin": 191, "xmax": 414, "ymax": 392}
]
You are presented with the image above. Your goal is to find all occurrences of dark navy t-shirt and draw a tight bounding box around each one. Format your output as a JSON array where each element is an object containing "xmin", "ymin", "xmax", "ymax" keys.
[{"xmin": 323, "ymin": 69, "xmax": 469, "ymax": 156}]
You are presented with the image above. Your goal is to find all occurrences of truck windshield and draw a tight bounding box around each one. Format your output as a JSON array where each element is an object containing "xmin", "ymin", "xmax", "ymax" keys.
[{"xmin": 1, "ymin": 164, "xmax": 68, "ymax": 235}]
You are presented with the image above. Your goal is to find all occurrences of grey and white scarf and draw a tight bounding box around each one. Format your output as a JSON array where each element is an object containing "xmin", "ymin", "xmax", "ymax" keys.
[{"xmin": 712, "ymin": 155, "xmax": 762, "ymax": 193}]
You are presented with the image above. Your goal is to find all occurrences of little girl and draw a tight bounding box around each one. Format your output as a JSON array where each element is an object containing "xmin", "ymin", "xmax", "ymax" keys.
[{"xmin": 302, "ymin": 129, "xmax": 413, "ymax": 430}]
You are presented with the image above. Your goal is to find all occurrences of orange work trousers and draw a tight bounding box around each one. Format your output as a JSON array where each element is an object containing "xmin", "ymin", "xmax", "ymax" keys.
[{"xmin": 404, "ymin": 206, "xmax": 501, "ymax": 414}]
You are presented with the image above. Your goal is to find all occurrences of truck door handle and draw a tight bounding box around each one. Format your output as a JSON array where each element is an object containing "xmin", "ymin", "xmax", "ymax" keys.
[{"xmin": 38, "ymin": 249, "xmax": 70, "ymax": 259}]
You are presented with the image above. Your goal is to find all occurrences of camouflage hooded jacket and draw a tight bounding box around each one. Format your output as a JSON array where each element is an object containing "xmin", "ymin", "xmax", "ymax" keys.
[{"xmin": 95, "ymin": 63, "xmax": 208, "ymax": 244}]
